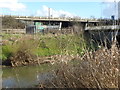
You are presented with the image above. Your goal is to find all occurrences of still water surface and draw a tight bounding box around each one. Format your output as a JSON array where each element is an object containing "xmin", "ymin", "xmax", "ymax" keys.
[{"xmin": 2, "ymin": 64, "xmax": 55, "ymax": 88}]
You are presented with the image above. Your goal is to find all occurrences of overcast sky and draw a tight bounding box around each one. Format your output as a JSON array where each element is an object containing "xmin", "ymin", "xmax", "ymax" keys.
[{"xmin": 0, "ymin": 0, "xmax": 120, "ymax": 19}]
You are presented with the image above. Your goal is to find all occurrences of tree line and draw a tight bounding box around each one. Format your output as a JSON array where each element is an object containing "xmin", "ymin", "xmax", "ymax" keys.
[{"xmin": 2, "ymin": 16, "xmax": 25, "ymax": 29}]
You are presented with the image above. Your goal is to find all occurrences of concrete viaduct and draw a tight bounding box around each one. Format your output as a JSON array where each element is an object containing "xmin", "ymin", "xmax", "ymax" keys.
[
  {"xmin": 15, "ymin": 16, "xmax": 120, "ymax": 48},
  {"xmin": 15, "ymin": 17, "xmax": 99, "ymax": 29}
]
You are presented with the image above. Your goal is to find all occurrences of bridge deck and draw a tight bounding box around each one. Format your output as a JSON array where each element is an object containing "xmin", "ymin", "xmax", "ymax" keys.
[
  {"xmin": 15, "ymin": 17, "xmax": 99, "ymax": 23},
  {"xmin": 85, "ymin": 25, "xmax": 120, "ymax": 31}
]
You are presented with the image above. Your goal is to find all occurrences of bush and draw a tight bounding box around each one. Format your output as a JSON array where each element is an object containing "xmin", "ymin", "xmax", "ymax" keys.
[{"xmin": 2, "ymin": 45, "xmax": 14, "ymax": 60}]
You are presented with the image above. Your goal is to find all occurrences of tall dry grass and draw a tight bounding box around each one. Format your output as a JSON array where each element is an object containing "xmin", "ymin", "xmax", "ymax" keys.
[{"xmin": 38, "ymin": 44, "xmax": 120, "ymax": 88}]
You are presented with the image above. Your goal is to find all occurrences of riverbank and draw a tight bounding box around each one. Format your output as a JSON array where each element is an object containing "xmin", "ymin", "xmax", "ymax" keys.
[
  {"xmin": 2, "ymin": 54, "xmax": 80, "ymax": 67},
  {"xmin": 1, "ymin": 34, "xmax": 90, "ymax": 67}
]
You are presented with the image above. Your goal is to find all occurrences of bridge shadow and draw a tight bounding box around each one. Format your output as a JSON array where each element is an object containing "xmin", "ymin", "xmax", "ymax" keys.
[{"xmin": 84, "ymin": 30, "xmax": 120, "ymax": 49}]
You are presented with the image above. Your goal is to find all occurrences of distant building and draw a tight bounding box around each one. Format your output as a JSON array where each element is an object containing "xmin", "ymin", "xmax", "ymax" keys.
[
  {"xmin": 26, "ymin": 25, "xmax": 36, "ymax": 34},
  {"xmin": 26, "ymin": 22, "xmax": 61, "ymax": 34}
]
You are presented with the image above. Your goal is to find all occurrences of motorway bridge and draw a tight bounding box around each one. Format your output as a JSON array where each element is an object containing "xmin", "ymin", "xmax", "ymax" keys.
[
  {"xmin": 15, "ymin": 16, "xmax": 99, "ymax": 30},
  {"xmin": 15, "ymin": 16, "xmax": 99, "ymax": 22}
]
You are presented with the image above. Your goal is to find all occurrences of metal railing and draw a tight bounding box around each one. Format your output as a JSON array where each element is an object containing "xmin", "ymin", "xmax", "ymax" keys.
[
  {"xmin": 2, "ymin": 29, "xmax": 26, "ymax": 34},
  {"xmin": 85, "ymin": 25, "xmax": 120, "ymax": 31}
]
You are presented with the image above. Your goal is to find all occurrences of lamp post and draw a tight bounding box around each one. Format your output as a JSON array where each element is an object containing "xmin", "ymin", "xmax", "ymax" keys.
[
  {"xmin": 112, "ymin": 0, "xmax": 118, "ymax": 42},
  {"xmin": 48, "ymin": 8, "xmax": 50, "ymax": 26},
  {"xmin": 114, "ymin": 0, "xmax": 119, "ymax": 42}
]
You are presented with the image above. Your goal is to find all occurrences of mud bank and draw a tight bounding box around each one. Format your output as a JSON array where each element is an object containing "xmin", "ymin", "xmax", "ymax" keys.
[{"xmin": 2, "ymin": 53, "xmax": 79, "ymax": 67}]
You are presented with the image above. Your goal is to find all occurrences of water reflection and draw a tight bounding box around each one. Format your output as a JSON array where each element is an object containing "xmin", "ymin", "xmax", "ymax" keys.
[{"xmin": 2, "ymin": 64, "xmax": 55, "ymax": 88}]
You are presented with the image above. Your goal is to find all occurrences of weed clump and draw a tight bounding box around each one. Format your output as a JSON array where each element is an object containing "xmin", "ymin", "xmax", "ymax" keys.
[{"xmin": 38, "ymin": 45, "xmax": 119, "ymax": 88}]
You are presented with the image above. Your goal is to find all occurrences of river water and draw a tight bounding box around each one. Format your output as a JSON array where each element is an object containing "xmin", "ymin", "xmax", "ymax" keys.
[{"xmin": 2, "ymin": 64, "xmax": 56, "ymax": 88}]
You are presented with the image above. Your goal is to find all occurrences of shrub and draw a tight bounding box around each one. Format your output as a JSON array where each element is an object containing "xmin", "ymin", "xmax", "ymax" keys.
[{"xmin": 2, "ymin": 45, "xmax": 14, "ymax": 60}]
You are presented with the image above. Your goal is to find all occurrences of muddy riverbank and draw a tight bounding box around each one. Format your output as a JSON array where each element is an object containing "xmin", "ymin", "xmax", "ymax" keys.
[{"xmin": 2, "ymin": 54, "xmax": 79, "ymax": 67}]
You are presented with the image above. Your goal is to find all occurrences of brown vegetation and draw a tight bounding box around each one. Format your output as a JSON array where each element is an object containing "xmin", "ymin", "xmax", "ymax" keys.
[{"xmin": 38, "ymin": 45, "xmax": 120, "ymax": 88}]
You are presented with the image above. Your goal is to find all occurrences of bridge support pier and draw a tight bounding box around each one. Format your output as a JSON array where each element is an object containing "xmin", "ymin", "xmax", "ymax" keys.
[
  {"xmin": 84, "ymin": 30, "xmax": 120, "ymax": 49},
  {"xmin": 59, "ymin": 22, "xmax": 62, "ymax": 30}
]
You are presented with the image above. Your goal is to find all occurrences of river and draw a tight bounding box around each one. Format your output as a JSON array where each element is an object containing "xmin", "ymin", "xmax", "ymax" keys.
[{"xmin": 2, "ymin": 64, "xmax": 56, "ymax": 88}]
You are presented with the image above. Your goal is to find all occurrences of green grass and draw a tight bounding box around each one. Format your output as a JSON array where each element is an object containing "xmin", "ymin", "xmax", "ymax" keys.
[
  {"xmin": 35, "ymin": 34, "xmax": 87, "ymax": 56},
  {"xmin": 1, "ymin": 34, "xmax": 92, "ymax": 61},
  {"xmin": 2, "ymin": 45, "xmax": 13, "ymax": 60},
  {"xmin": 2, "ymin": 34, "xmax": 21, "ymax": 40}
]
